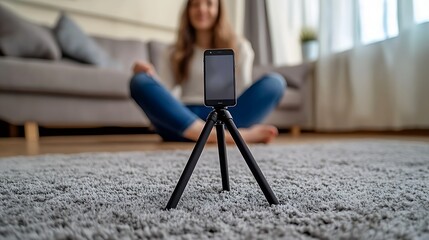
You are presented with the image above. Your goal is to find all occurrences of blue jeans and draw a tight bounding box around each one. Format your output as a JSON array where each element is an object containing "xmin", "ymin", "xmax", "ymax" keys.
[{"xmin": 129, "ymin": 73, "xmax": 286, "ymax": 141}]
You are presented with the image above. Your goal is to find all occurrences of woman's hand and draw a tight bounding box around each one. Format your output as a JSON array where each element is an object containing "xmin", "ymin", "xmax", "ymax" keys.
[{"xmin": 132, "ymin": 61, "xmax": 158, "ymax": 77}]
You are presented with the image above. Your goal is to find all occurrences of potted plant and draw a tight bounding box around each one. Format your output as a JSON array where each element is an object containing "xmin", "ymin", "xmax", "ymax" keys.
[{"xmin": 300, "ymin": 27, "xmax": 318, "ymax": 61}]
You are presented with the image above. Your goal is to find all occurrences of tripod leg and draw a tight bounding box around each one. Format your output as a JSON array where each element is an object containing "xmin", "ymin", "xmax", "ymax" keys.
[
  {"xmin": 220, "ymin": 110, "xmax": 279, "ymax": 205},
  {"xmin": 165, "ymin": 111, "xmax": 218, "ymax": 209},
  {"xmin": 216, "ymin": 122, "xmax": 230, "ymax": 191}
]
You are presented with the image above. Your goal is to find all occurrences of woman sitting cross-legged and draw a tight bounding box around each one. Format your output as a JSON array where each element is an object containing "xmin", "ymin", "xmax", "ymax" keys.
[{"xmin": 129, "ymin": 0, "xmax": 286, "ymax": 143}]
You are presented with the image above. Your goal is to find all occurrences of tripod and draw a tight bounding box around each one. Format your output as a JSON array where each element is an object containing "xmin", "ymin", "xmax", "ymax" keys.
[{"xmin": 165, "ymin": 107, "xmax": 279, "ymax": 209}]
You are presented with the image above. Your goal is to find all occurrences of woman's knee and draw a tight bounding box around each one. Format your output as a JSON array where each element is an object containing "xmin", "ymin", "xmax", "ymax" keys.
[
  {"xmin": 259, "ymin": 72, "xmax": 287, "ymax": 96},
  {"xmin": 130, "ymin": 72, "xmax": 154, "ymax": 88},
  {"xmin": 129, "ymin": 73, "xmax": 156, "ymax": 97},
  {"xmin": 264, "ymin": 72, "xmax": 287, "ymax": 89}
]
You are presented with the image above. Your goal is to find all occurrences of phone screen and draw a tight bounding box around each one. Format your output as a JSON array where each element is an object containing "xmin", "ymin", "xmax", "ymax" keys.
[{"xmin": 204, "ymin": 49, "xmax": 235, "ymax": 107}]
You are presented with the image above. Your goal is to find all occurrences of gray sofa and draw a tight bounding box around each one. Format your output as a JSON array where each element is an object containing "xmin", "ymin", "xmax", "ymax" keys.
[{"xmin": 0, "ymin": 35, "xmax": 314, "ymax": 142}]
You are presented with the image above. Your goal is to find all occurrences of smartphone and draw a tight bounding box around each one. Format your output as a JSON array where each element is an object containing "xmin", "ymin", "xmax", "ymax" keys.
[{"xmin": 204, "ymin": 49, "xmax": 236, "ymax": 108}]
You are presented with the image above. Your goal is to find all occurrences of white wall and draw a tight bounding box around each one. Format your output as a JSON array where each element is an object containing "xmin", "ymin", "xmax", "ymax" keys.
[{"xmin": 1, "ymin": 0, "xmax": 244, "ymax": 42}]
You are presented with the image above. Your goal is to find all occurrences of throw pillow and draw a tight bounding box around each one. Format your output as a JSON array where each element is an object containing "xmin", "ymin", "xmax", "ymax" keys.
[
  {"xmin": 0, "ymin": 4, "xmax": 61, "ymax": 59},
  {"xmin": 53, "ymin": 13, "xmax": 118, "ymax": 68}
]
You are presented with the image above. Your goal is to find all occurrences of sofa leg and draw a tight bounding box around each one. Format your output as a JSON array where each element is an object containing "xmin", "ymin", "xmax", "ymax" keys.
[
  {"xmin": 291, "ymin": 125, "xmax": 301, "ymax": 138},
  {"xmin": 24, "ymin": 122, "xmax": 40, "ymax": 155},
  {"xmin": 25, "ymin": 121, "xmax": 39, "ymax": 143}
]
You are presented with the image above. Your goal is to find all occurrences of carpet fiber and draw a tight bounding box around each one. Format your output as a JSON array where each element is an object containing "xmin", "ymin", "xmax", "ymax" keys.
[{"xmin": 1, "ymin": 140, "xmax": 429, "ymax": 239}]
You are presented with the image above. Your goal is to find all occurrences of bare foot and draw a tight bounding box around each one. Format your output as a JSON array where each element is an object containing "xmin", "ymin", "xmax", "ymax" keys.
[
  {"xmin": 183, "ymin": 120, "xmax": 278, "ymax": 144},
  {"xmin": 239, "ymin": 124, "xmax": 279, "ymax": 144}
]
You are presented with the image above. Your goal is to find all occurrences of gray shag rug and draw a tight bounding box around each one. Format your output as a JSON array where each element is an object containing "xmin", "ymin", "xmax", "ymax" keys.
[{"xmin": 1, "ymin": 140, "xmax": 429, "ymax": 240}]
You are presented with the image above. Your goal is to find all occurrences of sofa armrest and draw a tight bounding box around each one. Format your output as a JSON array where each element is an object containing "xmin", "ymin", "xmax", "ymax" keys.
[{"xmin": 252, "ymin": 62, "xmax": 314, "ymax": 89}]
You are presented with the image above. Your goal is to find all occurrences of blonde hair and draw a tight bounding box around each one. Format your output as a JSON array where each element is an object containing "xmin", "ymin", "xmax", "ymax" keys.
[{"xmin": 171, "ymin": 0, "xmax": 237, "ymax": 84}]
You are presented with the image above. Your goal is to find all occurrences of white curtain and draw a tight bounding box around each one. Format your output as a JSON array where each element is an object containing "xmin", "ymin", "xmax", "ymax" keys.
[
  {"xmin": 265, "ymin": 0, "xmax": 429, "ymax": 130},
  {"xmin": 266, "ymin": 0, "xmax": 319, "ymax": 66},
  {"xmin": 243, "ymin": 0, "xmax": 273, "ymax": 65},
  {"xmin": 316, "ymin": 0, "xmax": 429, "ymax": 130}
]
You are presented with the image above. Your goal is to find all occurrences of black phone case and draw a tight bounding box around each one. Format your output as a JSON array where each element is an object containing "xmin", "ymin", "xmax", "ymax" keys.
[{"xmin": 203, "ymin": 49, "xmax": 236, "ymax": 108}]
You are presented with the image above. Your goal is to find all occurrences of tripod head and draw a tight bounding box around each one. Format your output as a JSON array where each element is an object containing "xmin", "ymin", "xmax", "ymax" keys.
[{"xmin": 212, "ymin": 106, "xmax": 228, "ymax": 111}]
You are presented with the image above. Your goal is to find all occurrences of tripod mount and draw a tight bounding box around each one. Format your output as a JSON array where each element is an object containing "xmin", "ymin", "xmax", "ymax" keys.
[{"xmin": 165, "ymin": 107, "xmax": 279, "ymax": 209}]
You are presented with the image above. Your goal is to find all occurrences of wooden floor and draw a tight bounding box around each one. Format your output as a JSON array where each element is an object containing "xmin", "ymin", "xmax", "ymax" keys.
[{"xmin": 0, "ymin": 133, "xmax": 428, "ymax": 157}]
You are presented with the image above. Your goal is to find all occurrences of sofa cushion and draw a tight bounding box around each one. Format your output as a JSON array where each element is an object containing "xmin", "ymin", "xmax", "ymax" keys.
[
  {"xmin": 53, "ymin": 13, "xmax": 119, "ymax": 69},
  {"xmin": 277, "ymin": 88, "xmax": 302, "ymax": 110},
  {"xmin": 93, "ymin": 36, "xmax": 149, "ymax": 71},
  {"xmin": 0, "ymin": 4, "xmax": 61, "ymax": 60},
  {"xmin": 0, "ymin": 57, "xmax": 131, "ymax": 99},
  {"xmin": 252, "ymin": 63, "xmax": 310, "ymax": 89}
]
